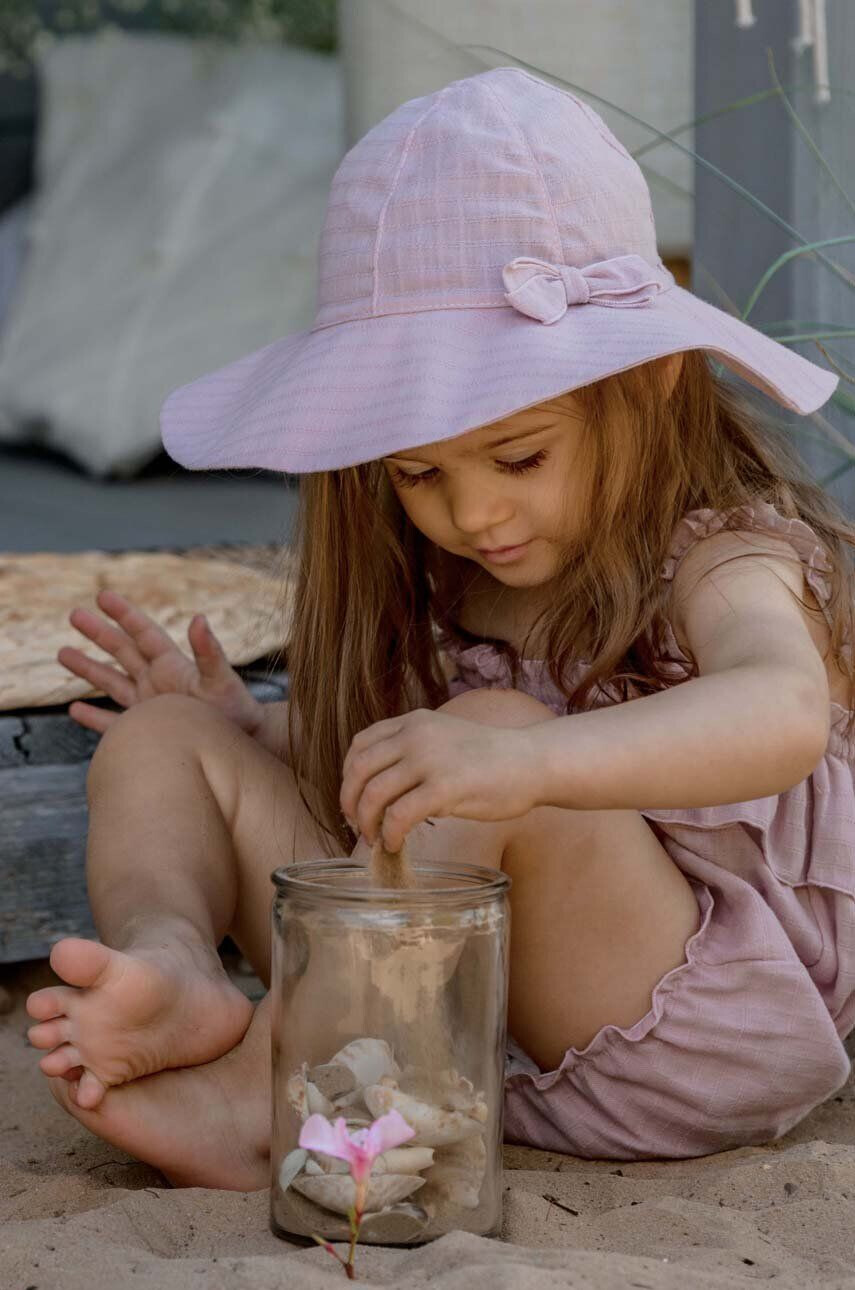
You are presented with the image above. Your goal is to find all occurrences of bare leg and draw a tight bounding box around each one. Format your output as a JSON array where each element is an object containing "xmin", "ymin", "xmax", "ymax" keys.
[
  {"xmin": 401, "ymin": 687, "xmax": 700, "ymax": 1071},
  {"xmin": 41, "ymin": 686, "xmax": 699, "ymax": 1187},
  {"xmin": 48, "ymin": 992, "xmax": 275, "ymax": 1190},
  {"xmin": 27, "ymin": 693, "xmax": 338, "ymax": 1107}
]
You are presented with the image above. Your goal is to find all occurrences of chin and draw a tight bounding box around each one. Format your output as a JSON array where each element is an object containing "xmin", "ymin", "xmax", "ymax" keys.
[
  {"xmin": 494, "ymin": 569, "xmax": 553, "ymax": 588},
  {"xmin": 486, "ymin": 555, "xmax": 557, "ymax": 588}
]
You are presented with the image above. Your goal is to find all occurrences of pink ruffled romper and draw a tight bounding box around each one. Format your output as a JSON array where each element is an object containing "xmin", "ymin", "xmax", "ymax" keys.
[{"xmin": 437, "ymin": 501, "xmax": 855, "ymax": 1159}]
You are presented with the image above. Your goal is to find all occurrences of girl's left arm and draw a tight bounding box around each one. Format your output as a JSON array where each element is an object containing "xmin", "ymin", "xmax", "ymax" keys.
[{"xmin": 533, "ymin": 534, "xmax": 833, "ymax": 811}]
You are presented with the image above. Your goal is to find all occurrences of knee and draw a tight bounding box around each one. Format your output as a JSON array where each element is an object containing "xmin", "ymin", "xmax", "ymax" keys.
[
  {"xmin": 87, "ymin": 694, "xmax": 222, "ymax": 791},
  {"xmin": 439, "ymin": 686, "xmax": 559, "ymax": 728}
]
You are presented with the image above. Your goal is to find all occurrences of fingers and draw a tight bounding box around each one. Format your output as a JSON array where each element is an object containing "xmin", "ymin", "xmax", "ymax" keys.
[
  {"xmin": 75, "ymin": 589, "xmax": 183, "ymax": 672},
  {"xmin": 345, "ymin": 757, "xmax": 422, "ymax": 846},
  {"xmin": 65, "ymin": 597, "xmax": 149, "ymax": 681},
  {"xmin": 376, "ymin": 785, "xmax": 438, "ymax": 853},
  {"xmin": 67, "ymin": 700, "xmax": 119, "ymax": 735},
  {"xmin": 340, "ymin": 736, "xmax": 403, "ymax": 824},
  {"xmin": 59, "ymin": 648, "xmax": 137, "ymax": 710},
  {"xmin": 187, "ymin": 614, "xmax": 233, "ymax": 679}
]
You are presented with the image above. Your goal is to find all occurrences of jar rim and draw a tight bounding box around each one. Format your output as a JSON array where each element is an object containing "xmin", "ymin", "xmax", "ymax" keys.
[{"xmin": 271, "ymin": 858, "xmax": 511, "ymax": 904}]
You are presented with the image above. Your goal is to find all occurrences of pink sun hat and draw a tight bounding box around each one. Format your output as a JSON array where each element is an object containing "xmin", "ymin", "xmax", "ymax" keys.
[{"xmin": 159, "ymin": 66, "xmax": 839, "ymax": 475}]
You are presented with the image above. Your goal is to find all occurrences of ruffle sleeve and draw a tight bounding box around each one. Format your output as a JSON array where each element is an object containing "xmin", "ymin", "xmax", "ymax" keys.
[{"xmin": 659, "ymin": 499, "xmax": 836, "ymax": 624}]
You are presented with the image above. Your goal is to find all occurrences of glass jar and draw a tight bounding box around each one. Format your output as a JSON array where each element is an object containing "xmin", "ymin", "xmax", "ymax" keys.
[{"xmin": 270, "ymin": 859, "xmax": 511, "ymax": 1246}]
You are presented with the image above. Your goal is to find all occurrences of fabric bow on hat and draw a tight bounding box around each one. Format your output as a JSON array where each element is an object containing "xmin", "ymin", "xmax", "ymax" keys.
[{"xmin": 502, "ymin": 253, "xmax": 675, "ymax": 325}]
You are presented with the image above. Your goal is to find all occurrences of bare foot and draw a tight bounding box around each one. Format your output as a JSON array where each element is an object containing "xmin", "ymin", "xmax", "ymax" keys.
[
  {"xmin": 45, "ymin": 995, "xmax": 272, "ymax": 1189},
  {"xmin": 25, "ymin": 921, "xmax": 254, "ymax": 1109}
]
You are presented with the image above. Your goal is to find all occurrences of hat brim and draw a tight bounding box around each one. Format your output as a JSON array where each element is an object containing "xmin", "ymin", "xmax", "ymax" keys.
[{"xmin": 160, "ymin": 285, "xmax": 839, "ymax": 474}]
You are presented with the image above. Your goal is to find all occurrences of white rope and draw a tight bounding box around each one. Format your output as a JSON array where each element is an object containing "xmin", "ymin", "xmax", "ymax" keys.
[
  {"xmin": 734, "ymin": 0, "xmax": 756, "ymax": 27},
  {"xmin": 792, "ymin": 0, "xmax": 814, "ymax": 53},
  {"xmin": 736, "ymin": 0, "xmax": 830, "ymax": 106},
  {"xmin": 811, "ymin": 0, "xmax": 831, "ymax": 104}
]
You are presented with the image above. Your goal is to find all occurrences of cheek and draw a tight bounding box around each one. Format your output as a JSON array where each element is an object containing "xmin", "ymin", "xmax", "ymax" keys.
[{"xmin": 394, "ymin": 487, "xmax": 442, "ymax": 537}]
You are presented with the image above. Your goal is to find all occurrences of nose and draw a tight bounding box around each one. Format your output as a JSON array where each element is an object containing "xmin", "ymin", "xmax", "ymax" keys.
[{"xmin": 447, "ymin": 478, "xmax": 514, "ymax": 539}]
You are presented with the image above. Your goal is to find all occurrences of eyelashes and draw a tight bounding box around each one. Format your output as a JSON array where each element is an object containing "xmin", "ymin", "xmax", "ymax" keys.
[{"xmin": 389, "ymin": 448, "xmax": 549, "ymax": 490}]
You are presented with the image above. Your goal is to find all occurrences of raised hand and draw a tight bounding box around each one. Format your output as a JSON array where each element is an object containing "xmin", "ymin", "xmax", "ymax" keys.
[{"xmin": 57, "ymin": 588, "xmax": 264, "ymax": 736}]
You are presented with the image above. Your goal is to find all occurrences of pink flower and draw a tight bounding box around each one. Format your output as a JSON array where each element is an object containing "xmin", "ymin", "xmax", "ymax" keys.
[{"xmin": 298, "ymin": 1109, "xmax": 415, "ymax": 1185}]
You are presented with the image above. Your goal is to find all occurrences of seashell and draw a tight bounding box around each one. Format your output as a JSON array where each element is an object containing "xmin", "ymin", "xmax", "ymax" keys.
[
  {"xmin": 306, "ymin": 1082, "xmax": 334, "ymax": 1117},
  {"xmin": 422, "ymin": 1162, "xmax": 481, "ymax": 1209},
  {"xmin": 436, "ymin": 1130, "xmax": 487, "ymax": 1173},
  {"xmin": 278, "ymin": 1147, "xmax": 308, "ymax": 1192},
  {"xmin": 280, "ymin": 1185, "xmax": 353, "ymax": 1242},
  {"xmin": 307, "ymin": 1061, "xmax": 356, "ymax": 1102},
  {"xmin": 358, "ymin": 1203, "xmax": 430, "ymax": 1244},
  {"xmin": 401, "ymin": 1066, "xmax": 489, "ymax": 1121},
  {"xmin": 332, "ymin": 1086, "xmax": 368, "ymax": 1112},
  {"xmin": 439, "ymin": 1069, "xmax": 488, "ymax": 1122},
  {"xmin": 330, "ymin": 1038, "xmax": 400, "ymax": 1088},
  {"xmin": 363, "ymin": 1083, "xmax": 483, "ymax": 1147},
  {"xmin": 305, "ymin": 1154, "xmax": 349, "ymax": 1176},
  {"xmin": 285, "ymin": 1065, "xmax": 334, "ymax": 1120},
  {"xmin": 420, "ymin": 1134, "xmax": 487, "ymax": 1212},
  {"xmin": 372, "ymin": 1146, "xmax": 435, "ymax": 1175},
  {"xmin": 285, "ymin": 1070, "xmax": 308, "ymax": 1121},
  {"xmin": 291, "ymin": 1171, "xmax": 425, "ymax": 1216}
]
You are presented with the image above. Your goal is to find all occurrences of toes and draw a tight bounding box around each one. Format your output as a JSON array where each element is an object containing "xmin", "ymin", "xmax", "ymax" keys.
[
  {"xmin": 75, "ymin": 1068, "xmax": 108, "ymax": 1109},
  {"xmin": 26, "ymin": 986, "xmax": 73, "ymax": 1021},
  {"xmin": 47, "ymin": 1074, "xmax": 75, "ymax": 1111},
  {"xmin": 49, "ymin": 937, "xmax": 112, "ymax": 988},
  {"xmin": 39, "ymin": 1042, "xmax": 84, "ymax": 1077},
  {"xmin": 46, "ymin": 1074, "xmax": 88, "ymax": 1113},
  {"xmin": 27, "ymin": 1018, "xmax": 72, "ymax": 1050}
]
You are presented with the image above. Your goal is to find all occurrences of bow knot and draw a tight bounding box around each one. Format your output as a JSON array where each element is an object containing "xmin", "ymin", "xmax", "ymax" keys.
[{"xmin": 502, "ymin": 253, "xmax": 674, "ymax": 325}]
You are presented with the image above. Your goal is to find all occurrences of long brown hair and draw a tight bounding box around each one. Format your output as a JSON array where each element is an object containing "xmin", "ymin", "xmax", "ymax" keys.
[{"xmin": 282, "ymin": 349, "xmax": 855, "ymax": 857}]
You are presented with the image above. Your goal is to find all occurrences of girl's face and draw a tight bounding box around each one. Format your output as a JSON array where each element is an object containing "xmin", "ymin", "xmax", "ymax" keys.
[{"xmin": 382, "ymin": 397, "xmax": 585, "ymax": 587}]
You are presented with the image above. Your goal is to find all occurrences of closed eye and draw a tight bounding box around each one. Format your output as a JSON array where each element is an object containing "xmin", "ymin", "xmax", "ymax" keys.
[{"xmin": 389, "ymin": 448, "xmax": 549, "ymax": 490}]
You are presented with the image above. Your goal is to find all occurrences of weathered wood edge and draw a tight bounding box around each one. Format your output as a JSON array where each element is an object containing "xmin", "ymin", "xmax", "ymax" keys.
[{"xmin": 0, "ymin": 667, "xmax": 290, "ymax": 962}]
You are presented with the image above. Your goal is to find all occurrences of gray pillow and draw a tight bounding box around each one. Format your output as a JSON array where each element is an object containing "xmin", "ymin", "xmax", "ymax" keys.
[
  {"xmin": 0, "ymin": 29, "xmax": 343, "ymax": 477},
  {"xmin": 0, "ymin": 197, "xmax": 32, "ymax": 340}
]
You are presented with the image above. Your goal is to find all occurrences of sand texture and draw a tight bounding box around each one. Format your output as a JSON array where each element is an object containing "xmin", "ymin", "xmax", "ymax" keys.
[{"xmin": 3, "ymin": 958, "xmax": 855, "ymax": 1289}]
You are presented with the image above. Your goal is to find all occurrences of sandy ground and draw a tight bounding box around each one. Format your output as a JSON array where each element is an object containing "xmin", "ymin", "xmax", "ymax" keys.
[{"xmin": 3, "ymin": 956, "xmax": 855, "ymax": 1289}]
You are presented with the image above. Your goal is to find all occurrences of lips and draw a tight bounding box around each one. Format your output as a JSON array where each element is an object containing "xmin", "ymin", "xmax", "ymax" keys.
[{"xmin": 477, "ymin": 543, "xmax": 526, "ymax": 554}]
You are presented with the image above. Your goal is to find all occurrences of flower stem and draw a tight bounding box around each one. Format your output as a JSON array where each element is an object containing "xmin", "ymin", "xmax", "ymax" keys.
[
  {"xmin": 346, "ymin": 1186, "xmax": 367, "ymax": 1279},
  {"xmin": 310, "ymin": 1233, "xmax": 350, "ymax": 1274}
]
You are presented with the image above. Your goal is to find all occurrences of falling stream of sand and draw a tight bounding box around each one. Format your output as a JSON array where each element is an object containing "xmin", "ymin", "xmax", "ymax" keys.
[
  {"xmin": 365, "ymin": 833, "xmax": 463, "ymax": 1092},
  {"xmin": 369, "ymin": 833, "xmax": 416, "ymax": 888}
]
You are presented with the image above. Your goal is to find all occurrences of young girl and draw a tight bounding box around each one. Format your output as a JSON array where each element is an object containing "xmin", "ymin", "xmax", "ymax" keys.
[{"xmin": 26, "ymin": 67, "xmax": 855, "ymax": 1182}]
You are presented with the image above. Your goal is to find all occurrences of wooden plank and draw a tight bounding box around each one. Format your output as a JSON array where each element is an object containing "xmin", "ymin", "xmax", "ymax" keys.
[
  {"xmin": 694, "ymin": 1, "xmax": 854, "ymax": 511},
  {"xmin": 0, "ymin": 763, "xmax": 94, "ymax": 961},
  {"xmin": 0, "ymin": 671, "xmax": 290, "ymax": 961}
]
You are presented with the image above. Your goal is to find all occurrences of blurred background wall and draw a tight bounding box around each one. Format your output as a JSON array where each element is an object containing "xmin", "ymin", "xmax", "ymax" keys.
[
  {"xmin": 0, "ymin": 0, "xmax": 851, "ymax": 548},
  {"xmin": 338, "ymin": 0, "xmax": 693, "ymax": 260}
]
